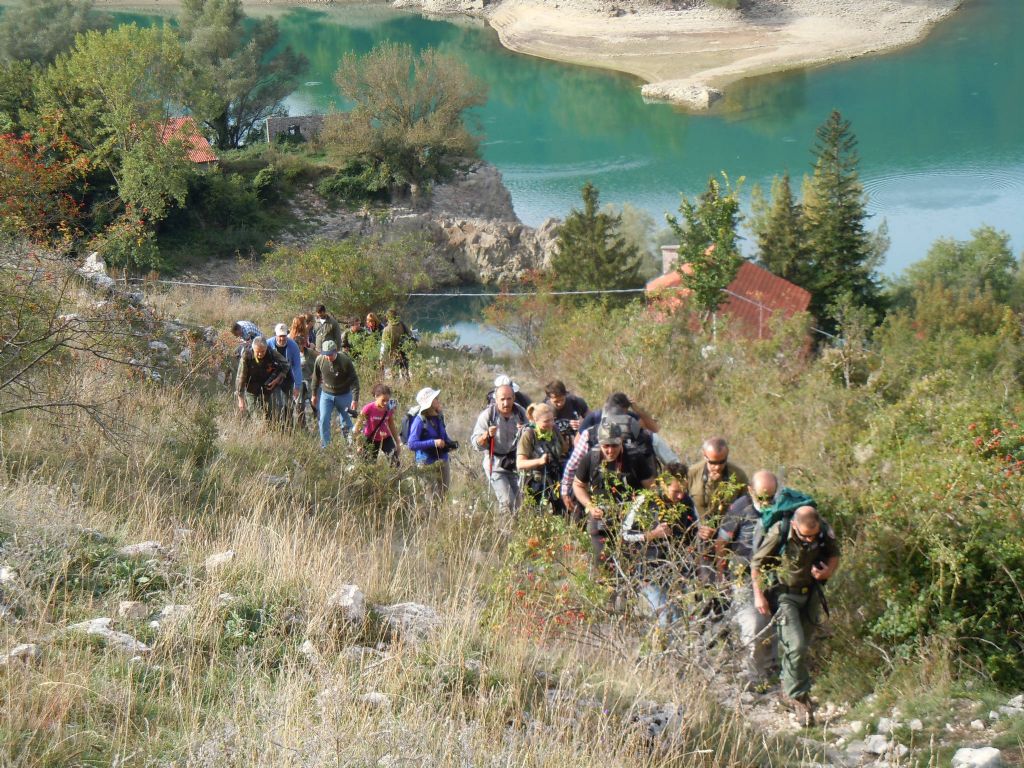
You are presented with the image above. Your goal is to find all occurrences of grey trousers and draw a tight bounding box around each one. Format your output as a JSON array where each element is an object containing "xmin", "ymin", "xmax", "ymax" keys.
[
  {"xmin": 732, "ymin": 584, "xmax": 777, "ymax": 681},
  {"xmin": 486, "ymin": 468, "xmax": 521, "ymax": 516}
]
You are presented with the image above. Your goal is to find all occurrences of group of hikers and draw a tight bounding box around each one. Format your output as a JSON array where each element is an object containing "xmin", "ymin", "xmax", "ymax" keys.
[{"xmin": 231, "ymin": 306, "xmax": 839, "ymax": 727}]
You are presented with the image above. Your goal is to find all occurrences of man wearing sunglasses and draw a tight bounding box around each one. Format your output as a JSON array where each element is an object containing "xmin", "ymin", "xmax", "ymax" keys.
[
  {"xmin": 686, "ymin": 436, "xmax": 749, "ymax": 524},
  {"xmin": 750, "ymin": 505, "xmax": 840, "ymax": 727}
]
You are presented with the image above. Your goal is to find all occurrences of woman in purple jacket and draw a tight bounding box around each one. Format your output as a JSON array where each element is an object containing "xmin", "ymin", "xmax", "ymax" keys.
[{"xmin": 407, "ymin": 387, "xmax": 453, "ymax": 499}]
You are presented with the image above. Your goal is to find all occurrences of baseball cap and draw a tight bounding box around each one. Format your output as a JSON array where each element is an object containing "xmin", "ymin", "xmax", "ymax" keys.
[
  {"xmin": 597, "ymin": 421, "xmax": 624, "ymax": 446},
  {"xmin": 322, "ymin": 340, "xmax": 338, "ymax": 354},
  {"xmin": 274, "ymin": 323, "xmax": 289, "ymax": 337},
  {"xmin": 416, "ymin": 387, "xmax": 441, "ymax": 411}
]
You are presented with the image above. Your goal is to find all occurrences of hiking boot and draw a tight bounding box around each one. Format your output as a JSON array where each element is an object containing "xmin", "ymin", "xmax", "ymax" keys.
[{"xmin": 778, "ymin": 693, "xmax": 815, "ymax": 727}]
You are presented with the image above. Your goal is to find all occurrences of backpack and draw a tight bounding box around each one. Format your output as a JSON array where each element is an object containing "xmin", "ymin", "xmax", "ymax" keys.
[
  {"xmin": 588, "ymin": 413, "xmax": 656, "ymax": 470},
  {"xmin": 399, "ymin": 405, "xmax": 421, "ymax": 445},
  {"xmin": 751, "ymin": 487, "xmax": 818, "ymax": 555}
]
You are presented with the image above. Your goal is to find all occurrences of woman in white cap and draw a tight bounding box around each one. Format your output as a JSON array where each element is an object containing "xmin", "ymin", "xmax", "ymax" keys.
[{"xmin": 407, "ymin": 386, "xmax": 454, "ymax": 498}]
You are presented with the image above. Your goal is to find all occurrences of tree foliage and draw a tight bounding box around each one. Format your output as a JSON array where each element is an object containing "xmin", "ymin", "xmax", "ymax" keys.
[
  {"xmin": 34, "ymin": 24, "xmax": 192, "ymax": 224},
  {"xmin": 751, "ymin": 172, "xmax": 809, "ymax": 286},
  {"xmin": 0, "ymin": 60, "xmax": 38, "ymax": 133},
  {"xmin": 260, "ymin": 236, "xmax": 450, "ymax": 320},
  {"xmin": 893, "ymin": 225, "xmax": 1020, "ymax": 307},
  {"xmin": 325, "ymin": 41, "xmax": 487, "ymax": 196},
  {"xmin": 550, "ymin": 181, "xmax": 643, "ymax": 295},
  {"xmin": 801, "ymin": 110, "xmax": 884, "ymax": 326},
  {"xmin": 0, "ymin": 0, "xmax": 109, "ymax": 66},
  {"xmin": 178, "ymin": 0, "xmax": 307, "ymax": 150},
  {"xmin": 666, "ymin": 174, "xmax": 743, "ymax": 319},
  {"xmin": 0, "ymin": 132, "xmax": 88, "ymax": 244}
]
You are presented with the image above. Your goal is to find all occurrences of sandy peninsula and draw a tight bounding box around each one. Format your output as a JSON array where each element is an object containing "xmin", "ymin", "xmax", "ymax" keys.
[{"xmin": 96, "ymin": 0, "xmax": 964, "ymax": 109}]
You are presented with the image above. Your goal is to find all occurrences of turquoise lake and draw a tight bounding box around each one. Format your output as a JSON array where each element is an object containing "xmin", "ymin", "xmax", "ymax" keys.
[{"xmin": 262, "ymin": 0, "xmax": 1024, "ymax": 274}]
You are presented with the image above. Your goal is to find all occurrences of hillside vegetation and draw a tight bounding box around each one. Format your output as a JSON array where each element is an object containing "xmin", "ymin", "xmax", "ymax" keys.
[{"xmin": 2, "ymin": 243, "xmax": 1024, "ymax": 766}]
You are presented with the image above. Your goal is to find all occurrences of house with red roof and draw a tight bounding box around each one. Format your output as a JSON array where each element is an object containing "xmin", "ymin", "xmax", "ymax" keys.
[
  {"xmin": 646, "ymin": 245, "xmax": 812, "ymax": 340},
  {"xmin": 158, "ymin": 117, "xmax": 218, "ymax": 167}
]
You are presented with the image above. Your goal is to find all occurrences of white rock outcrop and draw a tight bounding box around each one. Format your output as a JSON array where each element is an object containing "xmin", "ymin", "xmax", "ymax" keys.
[
  {"xmin": 68, "ymin": 618, "xmax": 151, "ymax": 655},
  {"xmin": 952, "ymin": 747, "xmax": 1003, "ymax": 768},
  {"xmin": 327, "ymin": 584, "xmax": 367, "ymax": 624},
  {"xmin": 0, "ymin": 643, "xmax": 41, "ymax": 667},
  {"xmin": 205, "ymin": 550, "xmax": 235, "ymax": 572},
  {"xmin": 375, "ymin": 602, "xmax": 441, "ymax": 643},
  {"xmin": 641, "ymin": 81, "xmax": 723, "ymax": 110},
  {"xmin": 116, "ymin": 601, "xmax": 151, "ymax": 621},
  {"xmin": 117, "ymin": 541, "xmax": 166, "ymax": 559}
]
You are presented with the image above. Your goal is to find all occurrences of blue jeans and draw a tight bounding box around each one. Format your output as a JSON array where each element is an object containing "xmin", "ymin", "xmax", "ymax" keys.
[
  {"xmin": 640, "ymin": 582, "xmax": 679, "ymax": 628},
  {"xmin": 318, "ymin": 390, "xmax": 354, "ymax": 448}
]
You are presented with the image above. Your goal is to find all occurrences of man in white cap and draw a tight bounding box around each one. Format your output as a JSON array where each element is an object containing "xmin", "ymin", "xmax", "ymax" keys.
[
  {"xmin": 486, "ymin": 374, "xmax": 531, "ymax": 410},
  {"xmin": 472, "ymin": 383, "xmax": 528, "ymax": 516},
  {"xmin": 269, "ymin": 322, "xmax": 303, "ymax": 424},
  {"xmin": 311, "ymin": 339, "xmax": 359, "ymax": 448}
]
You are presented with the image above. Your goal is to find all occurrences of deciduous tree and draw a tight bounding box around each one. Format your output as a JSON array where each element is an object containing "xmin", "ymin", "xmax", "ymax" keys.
[
  {"xmin": 178, "ymin": 0, "xmax": 307, "ymax": 150},
  {"xmin": 666, "ymin": 174, "xmax": 743, "ymax": 321},
  {"xmin": 0, "ymin": 0, "xmax": 109, "ymax": 66},
  {"xmin": 326, "ymin": 41, "xmax": 487, "ymax": 197}
]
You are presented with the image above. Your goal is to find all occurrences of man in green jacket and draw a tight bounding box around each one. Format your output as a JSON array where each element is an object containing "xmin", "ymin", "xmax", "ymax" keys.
[
  {"xmin": 311, "ymin": 340, "xmax": 360, "ymax": 448},
  {"xmin": 751, "ymin": 505, "xmax": 840, "ymax": 726},
  {"xmin": 235, "ymin": 336, "xmax": 288, "ymax": 420},
  {"xmin": 313, "ymin": 304, "xmax": 342, "ymax": 353},
  {"xmin": 379, "ymin": 307, "xmax": 412, "ymax": 380}
]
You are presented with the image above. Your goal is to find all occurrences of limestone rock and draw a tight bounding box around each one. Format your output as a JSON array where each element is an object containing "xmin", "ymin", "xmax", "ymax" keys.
[
  {"xmin": 863, "ymin": 734, "xmax": 889, "ymax": 755},
  {"xmin": 116, "ymin": 601, "xmax": 151, "ymax": 621},
  {"xmin": 1009, "ymin": 694, "xmax": 1024, "ymax": 708},
  {"xmin": 877, "ymin": 717, "xmax": 896, "ymax": 734},
  {"xmin": 628, "ymin": 702, "xmax": 684, "ymax": 741},
  {"xmin": 997, "ymin": 704, "xmax": 1023, "ymax": 717},
  {"xmin": 148, "ymin": 341, "xmax": 170, "ymax": 354},
  {"xmin": 266, "ymin": 474, "xmax": 290, "ymax": 489},
  {"xmin": 118, "ymin": 541, "xmax": 165, "ymax": 559},
  {"xmin": 327, "ymin": 584, "xmax": 366, "ymax": 624},
  {"xmin": 375, "ymin": 602, "xmax": 441, "ymax": 643},
  {"xmin": 909, "ymin": 719, "xmax": 924, "ymax": 731},
  {"xmin": 951, "ymin": 747, "xmax": 1002, "ymax": 768},
  {"xmin": 641, "ymin": 80, "xmax": 723, "ymax": 110},
  {"xmin": 0, "ymin": 643, "xmax": 41, "ymax": 667},
  {"xmin": 156, "ymin": 604, "xmax": 193, "ymax": 624},
  {"xmin": 81, "ymin": 252, "xmax": 107, "ymax": 276},
  {"xmin": 0, "ymin": 566, "xmax": 17, "ymax": 586},
  {"xmin": 68, "ymin": 617, "xmax": 150, "ymax": 654},
  {"xmin": 298, "ymin": 639, "xmax": 319, "ymax": 663},
  {"xmin": 205, "ymin": 550, "xmax": 235, "ymax": 571},
  {"xmin": 970, "ymin": 719, "xmax": 986, "ymax": 730}
]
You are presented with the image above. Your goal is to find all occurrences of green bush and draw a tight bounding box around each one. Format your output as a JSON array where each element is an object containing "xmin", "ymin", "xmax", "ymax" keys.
[{"xmin": 317, "ymin": 159, "xmax": 391, "ymax": 205}]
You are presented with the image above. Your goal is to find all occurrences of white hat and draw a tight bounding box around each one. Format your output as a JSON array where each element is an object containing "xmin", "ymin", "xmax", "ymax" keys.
[
  {"xmin": 274, "ymin": 322, "xmax": 289, "ymax": 336},
  {"xmin": 415, "ymin": 387, "xmax": 441, "ymax": 411},
  {"xmin": 493, "ymin": 374, "xmax": 520, "ymax": 393}
]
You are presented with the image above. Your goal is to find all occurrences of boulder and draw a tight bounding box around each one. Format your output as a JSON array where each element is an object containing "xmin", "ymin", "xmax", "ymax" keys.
[
  {"xmin": 81, "ymin": 252, "xmax": 107, "ymax": 276},
  {"xmin": 909, "ymin": 719, "xmax": 924, "ymax": 731},
  {"xmin": 68, "ymin": 618, "xmax": 150, "ymax": 655},
  {"xmin": 641, "ymin": 80, "xmax": 723, "ymax": 110},
  {"xmin": 375, "ymin": 602, "xmax": 441, "ymax": 643},
  {"xmin": 951, "ymin": 747, "xmax": 1002, "ymax": 768},
  {"xmin": 205, "ymin": 550, "xmax": 235, "ymax": 572},
  {"xmin": 148, "ymin": 341, "xmax": 170, "ymax": 354},
  {"xmin": 156, "ymin": 604, "xmax": 193, "ymax": 624},
  {"xmin": 1008, "ymin": 694, "xmax": 1024, "ymax": 708},
  {"xmin": 864, "ymin": 734, "xmax": 889, "ymax": 755},
  {"xmin": 327, "ymin": 584, "xmax": 366, "ymax": 624},
  {"xmin": 0, "ymin": 566, "xmax": 17, "ymax": 586},
  {"xmin": 116, "ymin": 601, "xmax": 151, "ymax": 621},
  {"xmin": 266, "ymin": 475, "xmax": 290, "ymax": 489},
  {"xmin": 358, "ymin": 691, "xmax": 391, "ymax": 709},
  {"xmin": 877, "ymin": 717, "xmax": 896, "ymax": 734},
  {"xmin": 0, "ymin": 643, "xmax": 41, "ymax": 667},
  {"xmin": 970, "ymin": 719, "xmax": 986, "ymax": 730},
  {"xmin": 117, "ymin": 541, "xmax": 165, "ymax": 559}
]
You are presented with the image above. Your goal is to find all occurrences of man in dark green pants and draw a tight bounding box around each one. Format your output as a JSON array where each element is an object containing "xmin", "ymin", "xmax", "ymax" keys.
[{"xmin": 750, "ymin": 505, "xmax": 840, "ymax": 726}]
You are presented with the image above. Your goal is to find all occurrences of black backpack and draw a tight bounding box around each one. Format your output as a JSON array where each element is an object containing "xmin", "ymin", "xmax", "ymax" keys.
[
  {"xmin": 489, "ymin": 403, "xmax": 528, "ymax": 471},
  {"xmin": 399, "ymin": 405, "xmax": 420, "ymax": 445}
]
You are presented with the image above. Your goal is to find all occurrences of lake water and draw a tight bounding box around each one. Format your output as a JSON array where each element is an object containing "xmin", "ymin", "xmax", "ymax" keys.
[{"xmin": 268, "ymin": 0, "xmax": 1024, "ymax": 275}]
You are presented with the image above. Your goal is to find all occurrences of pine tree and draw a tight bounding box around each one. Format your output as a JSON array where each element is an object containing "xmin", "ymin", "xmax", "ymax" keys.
[
  {"xmin": 801, "ymin": 110, "xmax": 884, "ymax": 327},
  {"xmin": 752, "ymin": 173, "xmax": 810, "ymax": 286},
  {"xmin": 665, "ymin": 174, "xmax": 743, "ymax": 321},
  {"xmin": 550, "ymin": 182, "xmax": 643, "ymax": 294}
]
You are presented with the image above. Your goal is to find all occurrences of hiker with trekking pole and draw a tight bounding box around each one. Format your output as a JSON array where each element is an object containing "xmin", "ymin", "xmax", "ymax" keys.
[
  {"xmin": 516, "ymin": 402, "xmax": 571, "ymax": 517},
  {"xmin": 472, "ymin": 383, "xmax": 528, "ymax": 517}
]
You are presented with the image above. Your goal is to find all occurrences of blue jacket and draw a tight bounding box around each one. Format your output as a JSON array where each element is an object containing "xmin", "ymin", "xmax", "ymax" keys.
[
  {"xmin": 408, "ymin": 413, "xmax": 452, "ymax": 465},
  {"xmin": 269, "ymin": 336, "xmax": 303, "ymax": 390}
]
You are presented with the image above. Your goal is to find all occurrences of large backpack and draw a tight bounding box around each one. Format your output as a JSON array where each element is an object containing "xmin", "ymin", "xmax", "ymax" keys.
[
  {"xmin": 588, "ymin": 412, "xmax": 656, "ymax": 471},
  {"xmin": 399, "ymin": 405, "xmax": 420, "ymax": 445},
  {"xmin": 751, "ymin": 487, "xmax": 818, "ymax": 554},
  {"xmin": 489, "ymin": 403, "xmax": 528, "ymax": 471}
]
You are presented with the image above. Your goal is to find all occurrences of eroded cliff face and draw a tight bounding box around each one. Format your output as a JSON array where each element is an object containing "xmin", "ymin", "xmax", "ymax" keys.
[{"xmin": 283, "ymin": 162, "xmax": 561, "ymax": 285}]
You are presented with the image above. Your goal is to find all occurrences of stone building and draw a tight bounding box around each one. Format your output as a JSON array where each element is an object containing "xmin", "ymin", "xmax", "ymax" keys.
[{"xmin": 265, "ymin": 115, "xmax": 325, "ymax": 144}]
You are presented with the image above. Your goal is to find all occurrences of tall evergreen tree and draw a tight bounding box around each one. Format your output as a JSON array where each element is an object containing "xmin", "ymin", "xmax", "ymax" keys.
[
  {"xmin": 752, "ymin": 172, "xmax": 809, "ymax": 286},
  {"xmin": 801, "ymin": 110, "xmax": 884, "ymax": 327},
  {"xmin": 666, "ymin": 174, "xmax": 743, "ymax": 321},
  {"xmin": 550, "ymin": 181, "xmax": 643, "ymax": 294}
]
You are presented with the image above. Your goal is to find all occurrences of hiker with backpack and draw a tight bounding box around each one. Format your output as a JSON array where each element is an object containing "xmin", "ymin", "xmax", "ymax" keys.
[
  {"xmin": 472, "ymin": 383, "xmax": 528, "ymax": 516},
  {"xmin": 380, "ymin": 308, "xmax": 413, "ymax": 380},
  {"xmin": 406, "ymin": 387, "xmax": 455, "ymax": 499},
  {"xmin": 235, "ymin": 336, "xmax": 289, "ymax": 420},
  {"xmin": 751, "ymin": 504, "xmax": 840, "ymax": 727},
  {"xmin": 573, "ymin": 420, "xmax": 657, "ymax": 572},
  {"xmin": 516, "ymin": 402, "xmax": 570, "ymax": 516},
  {"xmin": 354, "ymin": 383, "xmax": 400, "ymax": 466},
  {"xmin": 717, "ymin": 470, "xmax": 783, "ymax": 691},
  {"xmin": 561, "ymin": 393, "xmax": 658, "ymax": 518},
  {"xmin": 486, "ymin": 374, "xmax": 532, "ymax": 410},
  {"xmin": 543, "ymin": 379, "xmax": 589, "ymax": 440},
  {"xmin": 313, "ymin": 305, "xmax": 342, "ymax": 353}
]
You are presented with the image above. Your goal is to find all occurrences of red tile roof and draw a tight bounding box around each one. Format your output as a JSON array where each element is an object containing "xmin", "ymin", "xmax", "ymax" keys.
[
  {"xmin": 645, "ymin": 259, "xmax": 812, "ymax": 340},
  {"xmin": 159, "ymin": 117, "xmax": 218, "ymax": 164}
]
